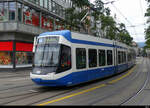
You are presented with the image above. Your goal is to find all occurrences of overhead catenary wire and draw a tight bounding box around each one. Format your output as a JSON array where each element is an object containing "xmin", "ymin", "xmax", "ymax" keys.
[{"xmin": 106, "ymin": 0, "xmax": 142, "ymax": 41}]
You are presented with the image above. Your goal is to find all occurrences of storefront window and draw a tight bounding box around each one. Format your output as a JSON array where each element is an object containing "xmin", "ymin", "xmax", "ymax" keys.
[
  {"xmin": 9, "ymin": 2, "xmax": 16, "ymax": 21},
  {"xmin": 16, "ymin": 52, "xmax": 33, "ymax": 65},
  {"xmin": 0, "ymin": 52, "xmax": 13, "ymax": 65}
]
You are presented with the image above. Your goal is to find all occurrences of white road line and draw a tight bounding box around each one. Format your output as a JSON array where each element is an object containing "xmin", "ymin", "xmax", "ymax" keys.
[{"xmin": 10, "ymin": 77, "xmax": 30, "ymax": 81}]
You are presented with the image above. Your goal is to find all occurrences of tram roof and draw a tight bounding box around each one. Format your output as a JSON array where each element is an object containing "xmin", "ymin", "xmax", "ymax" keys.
[
  {"xmin": 39, "ymin": 30, "xmax": 113, "ymax": 43},
  {"xmin": 39, "ymin": 30, "xmax": 72, "ymax": 41},
  {"xmin": 39, "ymin": 30, "xmax": 130, "ymax": 49}
]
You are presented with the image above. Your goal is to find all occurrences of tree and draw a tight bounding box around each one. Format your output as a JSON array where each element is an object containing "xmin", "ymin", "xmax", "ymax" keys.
[
  {"xmin": 71, "ymin": 0, "xmax": 90, "ymax": 8},
  {"xmin": 65, "ymin": 0, "xmax": 133, "ymax": 45},
  {"xmin": 145, "ymin": 0, "xmax": 150, "ymax": 48}
]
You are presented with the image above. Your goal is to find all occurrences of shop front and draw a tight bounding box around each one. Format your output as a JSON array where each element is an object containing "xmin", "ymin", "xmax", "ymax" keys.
[{"xmin": 0, "ymin": 41, "xmax": 33, "ymax": 69}]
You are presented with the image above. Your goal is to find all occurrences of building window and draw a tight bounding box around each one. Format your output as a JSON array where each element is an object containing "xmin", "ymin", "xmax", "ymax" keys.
[
  {"xmin": 9, "ymin": 2, "xmax": 16, "ymax": 21},
  {"xmin": 99, "ymin": 49, "xmax": 106, "ymax": 66},
  {"xmin": 23, "ymin": 6, "xmax": 32, "ymax": 25},
  {"xmin": 89, "ymin": 49, "xmax": 97, "ymax": 68},
  {"xmin": 52, "ymin": 1, "xmax": 56, "ymax": 13},
  {"xmin": 49, "ymin": 0, "xmax": 52, "ymax": 11},
  {"xmin": 23, "ymin": 6, "xmax": 40, "ymax": 27},
  {"xmin": 28, "ymin": 0, "xmax": 39, "ymax": 5},
  {"xmin": 44, "ymin": 0, "xmax": 48, "ymax": 9},
  {"xmin": 42, "ymin": 14, "xmax": 54, "ymax": 31},
  {"xmin": 31, "ymin": 9, "xmax": 40, "ymax": 27},
  {"xmin": 39, "ymin": 0, "xmax": 44, "ymax": 7},
  {"xmin": 17, "ymin": 3, "xmax": 22, "ymax": 22},
  {"xmin": 76, "ymin": 48, "xmax": 86, "ymax": 69},
  {"xmin": 0, "ymin": 2, "xmax": 8, "ymax": 22},
  {"xmin": 107, "ymin": 50, "xmax": 113, "ymax": 65}
]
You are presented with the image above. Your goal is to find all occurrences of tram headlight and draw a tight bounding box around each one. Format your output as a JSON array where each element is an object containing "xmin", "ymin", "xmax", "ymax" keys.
[{"xmin": 36, "ymin": 71, "xmax": 41, "ymax": 74}]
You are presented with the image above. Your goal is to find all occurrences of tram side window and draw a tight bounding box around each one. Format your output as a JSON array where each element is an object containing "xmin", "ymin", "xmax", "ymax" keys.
[
  {"xmin": 118, "ymin": 51, "xmax": 121, "ymax": 64},
  {"xmin": 121, "ymin": 51, "xmax": 124, "ymax": 63},
  {"xmin": 99, "ymin": 50, "xmax": 106, "ymax": 66},
  {"xmin": 57, "ymin": 45, "xmax": 71, "ymax": 73},
  {"xmin": 89, "ymin": 49, "xmax": 97, "ymax": 68},
  {"xmin": 128, "ymin": 53, "xmax": 131, "ymax": 62},
  {"xmin": 107, "ymin": 50, "xmax": 113, "ymax": 65},
  {"xmin": 123, "ymin": 52, "xmax": 126, "ymax": 63},
  {"xmin": 76, "ymin": 48, "xmax": 86, "ymax": 69}
]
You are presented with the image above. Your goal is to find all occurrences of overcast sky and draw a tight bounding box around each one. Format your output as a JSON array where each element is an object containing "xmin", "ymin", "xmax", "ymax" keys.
[{"xmin": 90, "ymin": 0, "xmax": 148, "ymax": 42}]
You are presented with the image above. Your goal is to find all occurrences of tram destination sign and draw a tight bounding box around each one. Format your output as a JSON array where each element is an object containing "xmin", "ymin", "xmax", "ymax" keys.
[{"xmin": 38, "ymin": 36, "xmax": 59, "ymax": 44}]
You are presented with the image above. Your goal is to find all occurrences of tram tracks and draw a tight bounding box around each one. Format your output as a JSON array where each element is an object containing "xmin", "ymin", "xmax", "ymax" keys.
[
  {"xmin": 119, "ymin": 58, "xmax": 150, "ymax": 105},
  {"xmin": 0, "ymin": 58, "xmax": 146, "ymax": 105},
  {"xmin": 87, "ymin": 58, "xmax": 146, "ymax": 105},
  {"xmin": 0, "ymin": 75, "xmax": 29, "ymax": 79},
  {"xmin": 1, "ymin": 85, "xmax": 85, "ymax": 105}
]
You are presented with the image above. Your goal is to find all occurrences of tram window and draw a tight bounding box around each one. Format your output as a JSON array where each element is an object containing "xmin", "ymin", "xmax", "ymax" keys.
[
  {"xmin": 118, "ymin": 51, "xmax": 121, "ymax": 64},
  {"xmin": 123, "ymin": 52, "xmax": 126, "ymax": 63},
  {"xmin": 107, "ymin": 50, "xmax": 113, "ymax": 65},
  {"xmin": 57, "ymin": 45, "xmax": 71, "ymax": 73},
  {"xmin": 99, "ymin": 50, "xmax": 106, "ymax": 66},
  {"xmin": 124, "ymin": 52, "xmax": 127, "ymax": 63},
  {"xmin": 121, "ymin": 51, "xmax": 124, "ymax": 63},
  {"xmin": 76, "ymin": 48, "xmax": 86, "ymax": 69},
  {"xmin": 88, "ymin": 49, "xmax": 97, "ymax": 68},
  {"xmin": 128, "ymin": 53, "xmax": 131, "ymax": 62}
]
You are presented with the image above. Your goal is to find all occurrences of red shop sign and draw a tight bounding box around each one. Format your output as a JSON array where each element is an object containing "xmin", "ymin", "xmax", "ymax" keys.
[
  {"xmin": 16, "ymin": 42, "xmax": 33, "ymax": 52},
  {"xmin": 0, "ymin": 42, "xmax": 13, "ymax": 51}
]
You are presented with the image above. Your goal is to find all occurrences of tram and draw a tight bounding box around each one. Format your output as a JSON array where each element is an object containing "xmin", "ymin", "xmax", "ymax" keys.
[{"xmin": 30, "ymin": 30, "xmax": 136, "ymax": 86}]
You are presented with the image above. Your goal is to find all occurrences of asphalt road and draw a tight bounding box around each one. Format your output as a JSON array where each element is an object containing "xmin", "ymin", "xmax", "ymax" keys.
[{"xmin": 0, "ymin": 57, "xmax": 149, "ymax": 106}]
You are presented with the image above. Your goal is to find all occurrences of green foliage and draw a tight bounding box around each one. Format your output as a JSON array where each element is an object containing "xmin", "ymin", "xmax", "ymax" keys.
[
  {"xmin": 65, "ymin": 0, "xmax": 133, "ymax": 46},
  {"xmin": 71, "ymin": 0, "xmax": 90, "ymax": 8},
  {"xmin": 145, "ymin": 0, "xmax": 150, "ymax": 48}
]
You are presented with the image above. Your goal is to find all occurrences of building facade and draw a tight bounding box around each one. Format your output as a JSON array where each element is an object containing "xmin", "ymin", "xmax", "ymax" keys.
[{"xmin": 0, "ymin": 0, "xmax": 72, "ymax": 69}]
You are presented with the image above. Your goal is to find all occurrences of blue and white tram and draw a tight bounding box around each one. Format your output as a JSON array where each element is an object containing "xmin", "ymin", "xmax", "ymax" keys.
[{"xmin": 30, "ymin": 30, "xmax": 136, "ymax": 87}]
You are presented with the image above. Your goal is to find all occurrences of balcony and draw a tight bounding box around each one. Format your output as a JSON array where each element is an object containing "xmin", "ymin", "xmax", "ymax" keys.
[{"xmin": 0, "ymin": 21, "xmax": 49, "ymax": 35}]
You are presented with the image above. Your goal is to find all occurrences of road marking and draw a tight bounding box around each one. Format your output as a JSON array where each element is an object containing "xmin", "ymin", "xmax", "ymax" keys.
[
  {"xmin": 10, "ymin": 77, "xmax": 30, "ymax": 81},
  {"xmin": 38, "ymin": 66, "xmax": 136, "ymax": 106},
  {"xmin": 29, "ymin": 90, "xmax": 38, "ymax": 93},
  {"xmin": 38, "ymin": 84, "xmax": 106, "ymax": 106},
  {"xmin": 109, "ymin": 66, "xmax": 136, "ymax": 84}
]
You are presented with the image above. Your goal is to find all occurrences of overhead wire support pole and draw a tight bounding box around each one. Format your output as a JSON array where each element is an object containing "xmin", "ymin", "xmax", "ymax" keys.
[{"xmin": 80, "ymin": 11, "xmax": 89, "ymax": 22}]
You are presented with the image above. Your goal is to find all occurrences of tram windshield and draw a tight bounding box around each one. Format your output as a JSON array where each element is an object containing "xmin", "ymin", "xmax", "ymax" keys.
[
  {"xmin": 34, "ymin": 44, "xmax": 60, "ymax": 67},
  {"xmin": 33, "ymin": 36, "xmax": 71, "ymax": 74}
]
